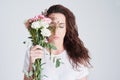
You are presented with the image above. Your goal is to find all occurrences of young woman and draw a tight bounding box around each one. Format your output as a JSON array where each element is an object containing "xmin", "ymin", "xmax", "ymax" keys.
[{"xmin": 23, "ymin": 4, "xmax": 91, "ymax": 80}]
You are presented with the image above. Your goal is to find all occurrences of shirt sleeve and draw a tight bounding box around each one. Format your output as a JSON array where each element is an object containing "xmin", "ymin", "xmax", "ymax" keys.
[
  {"xmin": 76, "ymin": 64, "xmax": 89, "ymax": 79},
  {"xmin": 22, "ymin": 48, "xmax": 30, "ymax": 73}
]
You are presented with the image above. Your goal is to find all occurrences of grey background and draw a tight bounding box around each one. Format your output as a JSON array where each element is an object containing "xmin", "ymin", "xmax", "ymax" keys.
[{"xmin": 0, "ymin": 0, "xmax": 120, "ymax": 80}]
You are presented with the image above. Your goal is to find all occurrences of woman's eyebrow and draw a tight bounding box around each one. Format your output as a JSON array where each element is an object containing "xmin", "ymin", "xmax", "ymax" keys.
[
  {"xmin": 59, "ymin": 23, "xmax": 65, "ymax": 25},
  {"xmin": 51, "ymin": 21, "xmax": 65, "ymax": 24},
  {"xmin": 49, "ymin": 16, "xmax": 57, "ymax": 20}
]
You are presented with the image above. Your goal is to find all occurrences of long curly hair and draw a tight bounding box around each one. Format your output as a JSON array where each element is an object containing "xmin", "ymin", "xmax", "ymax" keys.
[{"xmin": 46, "ymin": 4, "xmax": 91, "ymax": 68}]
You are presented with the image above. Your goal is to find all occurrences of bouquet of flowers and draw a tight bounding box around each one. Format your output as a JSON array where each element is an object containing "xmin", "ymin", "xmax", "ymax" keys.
[{"xmin": 24, "ymin": 14, "xmax": 56, "ymax": 80}]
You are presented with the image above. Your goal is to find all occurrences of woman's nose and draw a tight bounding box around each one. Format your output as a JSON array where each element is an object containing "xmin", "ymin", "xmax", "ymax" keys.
[{"xmin": 53, "ymin": 26, "xmax": 59, "ymax": 35}]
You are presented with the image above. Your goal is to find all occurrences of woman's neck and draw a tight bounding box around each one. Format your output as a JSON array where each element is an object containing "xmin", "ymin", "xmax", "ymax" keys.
[{"xmin": 50, "ymin": 41, "xmax": 64, "ymax": 55}]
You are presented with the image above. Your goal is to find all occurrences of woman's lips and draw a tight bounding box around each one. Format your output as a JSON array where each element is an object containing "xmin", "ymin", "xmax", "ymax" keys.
[{"xmin": 53, "ymin": 36, "xmax": 59, "ymax": 39}]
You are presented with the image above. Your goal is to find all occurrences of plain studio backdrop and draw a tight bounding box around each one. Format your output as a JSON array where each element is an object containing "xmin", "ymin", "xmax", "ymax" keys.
[{"xmin": 0, "ymin": 0, "xmax": 120, "ymax": 80}]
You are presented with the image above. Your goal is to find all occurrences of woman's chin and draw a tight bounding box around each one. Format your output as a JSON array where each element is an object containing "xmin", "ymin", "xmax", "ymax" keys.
[
  {"xmin": 48, "ymin": 37, "xmax": 61, "ymax": 44},
  {"xmin": 50, "ymin": 39, "xmax": 60, "ymax": 44}
]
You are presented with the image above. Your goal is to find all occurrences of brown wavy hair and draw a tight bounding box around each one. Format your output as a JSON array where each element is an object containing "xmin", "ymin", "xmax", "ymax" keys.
[{"xmin": 46, "ymin": 4, "xmax": 91, "ymax": 68}]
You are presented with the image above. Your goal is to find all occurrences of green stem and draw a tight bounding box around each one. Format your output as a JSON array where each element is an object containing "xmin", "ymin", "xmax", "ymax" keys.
[{"xmin": 33, "ymin": 59, "xmax": 41, "ymax": 80}]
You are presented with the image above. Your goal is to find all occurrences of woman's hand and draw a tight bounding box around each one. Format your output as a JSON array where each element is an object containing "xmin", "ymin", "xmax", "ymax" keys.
[
  {"xmin": 24, "ymin": 45, "xmax": 43, "ymax": 80},
  {"xmin": 30, "ymin": 45, "xmax": 43, "ymax": 63}
]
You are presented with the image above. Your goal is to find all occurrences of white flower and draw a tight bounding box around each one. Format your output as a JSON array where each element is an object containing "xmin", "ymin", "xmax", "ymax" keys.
[
  {"xmin": 40, "ymin": 20, "xmax": 49, "ymax": 28},
  {"xmin": 31, "ymin": 21, "xmax": 41, "ymax": 29},
  {"xmin": 41, "ymin": 28, "xmax": 51, "ymax": 37}
]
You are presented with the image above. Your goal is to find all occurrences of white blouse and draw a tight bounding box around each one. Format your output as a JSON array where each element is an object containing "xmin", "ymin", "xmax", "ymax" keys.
[{"xmin": 23, "ymin": 48, "xmax": 89, "ymax": 80}]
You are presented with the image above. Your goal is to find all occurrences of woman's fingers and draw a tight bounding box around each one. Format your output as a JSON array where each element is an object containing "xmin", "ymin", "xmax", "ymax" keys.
[
  {"xmin": 30, "ymin": 51, "xmax": 43, "ymax": 57},
  {"xmin": 30, "ymin": 56, "xmax": 42, "ymax": 63},
  {"xmin": 30, "ymin": 49, "xmax": 43, "ymax": 54},
  {"xmin": 30, "ymin": 45, "xmax": 43, "ymax": 63},
  {"xmin": 30, "ymin": 51, "xmax": 43, "ymax": 63},
  {"xmin": 31, "ymin": 45, "xmax": 43, "ymax": 51}
]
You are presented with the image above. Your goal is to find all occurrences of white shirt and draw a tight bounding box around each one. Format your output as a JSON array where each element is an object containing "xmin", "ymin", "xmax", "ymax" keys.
[{"xmin": 23, "ymin": 48, "xmax": 89, "ymax": 80}]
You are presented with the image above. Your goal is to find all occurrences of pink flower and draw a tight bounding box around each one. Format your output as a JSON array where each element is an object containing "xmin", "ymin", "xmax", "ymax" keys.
[
  {"xmin": 24, "ymin": 14, "xmax": 51, "ymax": 29},
  {"xmin": 28, "ymin": 19, "xmax": 33, "ymax": 23},
  {"xmin": 24, "ymin": 20, "xmax": 30, "ymax": 29},
  {"xmin": 33, "ymin": 16, "xmax": 39, "ymax": 21},
  {"xmin": 38, "ymin": 15, "xmax": 45, "ymax": 19},
  {"xmin": 43, "ymin": 18, "xmax": 52, "ymax": 24}
]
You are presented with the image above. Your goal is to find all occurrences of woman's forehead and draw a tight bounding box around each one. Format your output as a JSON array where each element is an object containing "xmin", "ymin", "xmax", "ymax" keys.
[{"xmin": 48, "ymin": 13, "xmax": 66, "ymax": 24}]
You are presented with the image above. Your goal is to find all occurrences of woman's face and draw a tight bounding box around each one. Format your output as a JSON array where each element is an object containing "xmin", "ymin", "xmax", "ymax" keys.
[{"xmin": 48, "ymin": 13, "xmax": 66, "ymax": 43}]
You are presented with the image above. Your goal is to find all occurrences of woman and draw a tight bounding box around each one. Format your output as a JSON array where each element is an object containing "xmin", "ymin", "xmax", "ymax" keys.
[{"xmin": 23, "ymin": 4, "xmax": 91, "ymax": 80}]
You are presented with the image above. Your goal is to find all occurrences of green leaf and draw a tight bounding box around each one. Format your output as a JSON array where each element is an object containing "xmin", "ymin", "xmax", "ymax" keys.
[
  {"xmin": 23, "ymin": 41, "xmax": 26, "ymax": 44},
  {"xmin": 48, "ymin": 43, "xmax": 57, "ymax": 50},
  {"xmin": 28, "ymin": 71, "xmax": 33, "ymax": 77},
  {"xmin": 43, "ymin": 75, "xmax": 48, "ymax": 78},
  {"xmin": 56, "ymin": 59, "xmax": 61, "ymax": 68},
  {"xmin": 40, "ymin": 62, "xmax": 46, "ymax": 66},
  {"xmin": 28, "ymin": 37, "xmax": 32, "ymax": 39},
  {"xmin": 53, "ymin": 57, "xmax": 55, "ymax": 63},
  {"xmin": 32, "ymin": 64, "xmax": 36, "ymax": 71}
]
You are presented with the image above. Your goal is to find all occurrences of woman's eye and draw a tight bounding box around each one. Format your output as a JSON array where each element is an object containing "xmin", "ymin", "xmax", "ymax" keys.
[
  {"xmin": 59, "ymin": 25, "xmax": 64, "ymax": 28},
  {"xmin": 50, "ymin": 24, "xmax": 54, "ymax": 27}
]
